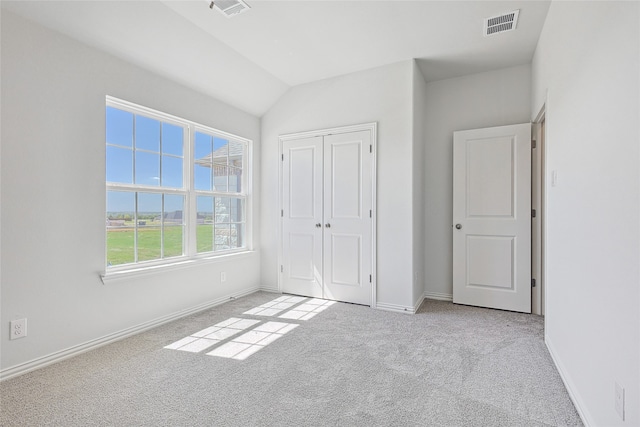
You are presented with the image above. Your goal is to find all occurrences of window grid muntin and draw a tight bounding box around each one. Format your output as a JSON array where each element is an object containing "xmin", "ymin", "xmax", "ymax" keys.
[{"xmin": 106, "ymin": 97, "xmax": 250, "ymax": 271}]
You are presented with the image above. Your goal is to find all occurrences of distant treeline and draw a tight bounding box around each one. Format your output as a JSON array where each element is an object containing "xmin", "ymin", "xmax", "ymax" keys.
[{"xmin": 107, "ymin": 212, "xmax": 158, "ymax": 221}]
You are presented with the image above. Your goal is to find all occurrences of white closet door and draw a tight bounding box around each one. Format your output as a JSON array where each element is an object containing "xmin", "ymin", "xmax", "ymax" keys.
[
  {"xmin": 323, "ymin": 131, "xmax": 372, "ymax": 305},
  {"xmin": 281, "ymin": 136, "xmax": 323, "ymax": 298}
]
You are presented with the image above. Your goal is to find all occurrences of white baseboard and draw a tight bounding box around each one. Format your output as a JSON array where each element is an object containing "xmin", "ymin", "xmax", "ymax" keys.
[
  {"xmin": 376, "ymin": 302, "xmax": 417, "ymax": 314},
  {"xmin": 545, "ymin": 334, "xmax": 593, "ymax": 427},
  {"xmin": 0, "ymin": 287, "xmax": 260, "ymax": 382},
  {"xmin": 259, "ymin": 286, "xmax": 281, "ymax": 294},
  {"xmin": 424, "ymin": 291, "xmax": 453, "ymax": 302},
  {"xmin": 414, "ymin": 294, "xmax": 425, "ymax": 312}
]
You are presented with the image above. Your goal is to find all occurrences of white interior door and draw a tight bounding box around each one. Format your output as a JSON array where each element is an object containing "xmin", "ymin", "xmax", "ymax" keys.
[
  {"xmin": 281, "ymin": 128, "xmax": 373, "ymax": 306},
  {"xmin": 453, "ymin": 123, "xmax": 532, "ymax": 313},
  {"xmin": 323, "ymin": 131, "xmax": 372, "ymax": 305},
  {"xmin": 282, "ymin": 136, "xmax": 323, "ymax": 298}
]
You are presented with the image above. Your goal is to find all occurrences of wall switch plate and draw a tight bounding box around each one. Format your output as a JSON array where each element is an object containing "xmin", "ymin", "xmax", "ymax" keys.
[
  {"xmin": 10, "ymin": 318, "xmax": 27, "ymax": 340},
  {"xmin": 220, "ymin": 272, "xmax": 227, "ymax": 283},
  {"xmin": 615, "ymin": 382, "xmax": 625, "ymax": 420}
]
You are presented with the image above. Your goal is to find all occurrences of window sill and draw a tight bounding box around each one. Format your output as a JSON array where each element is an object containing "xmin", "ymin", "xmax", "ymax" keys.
[{"xmin": 100, "ymin": 250, "xmax": 256, "ymax": 285}]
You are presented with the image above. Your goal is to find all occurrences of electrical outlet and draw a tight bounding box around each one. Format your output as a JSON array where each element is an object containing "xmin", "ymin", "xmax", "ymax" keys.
[
  {"xmin": 220, "ymin": 272, "xmax": 227, "ymax": 283},
  {"xmin": 615, "ymin": 382, "xmax": 625, "ymax": 420},
  {"xmin": 10, "ymin": 318, "xmax": 27, "ymax": 340}
]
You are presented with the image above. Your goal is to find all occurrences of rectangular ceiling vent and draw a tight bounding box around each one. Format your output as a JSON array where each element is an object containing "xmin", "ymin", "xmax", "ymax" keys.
[
  {"xmin": 210, "ymin": 0, "xmax": 251, "ymax": 18},
  {"xmin": 484, "ymin": 10, "xmax": 520, "ymax": 36}
]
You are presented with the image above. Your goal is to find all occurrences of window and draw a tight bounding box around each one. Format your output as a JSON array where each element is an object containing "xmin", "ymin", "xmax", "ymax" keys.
[
  {"xmin": 105, "ymin": 97, "xmax": 250, "ymax": 271},
  {"xmin": 193, "ymin": 130, "xmax": 246, "ymax": 253}
]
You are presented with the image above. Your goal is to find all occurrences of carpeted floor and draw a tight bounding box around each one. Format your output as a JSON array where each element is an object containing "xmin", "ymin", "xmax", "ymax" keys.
[{"xmin": 0, "ymin": 292, "xmax": 582, "ymax": 426}]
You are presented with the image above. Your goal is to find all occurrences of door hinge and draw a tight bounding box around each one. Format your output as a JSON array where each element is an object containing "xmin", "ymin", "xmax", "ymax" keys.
[
  {"xmin": 532, "ymin": 209, "xmax": 536, "ymax": 218},
  {"xmin": 281, "ymin": 265, "xmax": 284, "ymax": 273},
  {"xmin": 369, "ymin": 274, "xmax": 372, "ymax": 283},
  {"xmin": 281, "ymin": 209, "xmax": 283, "ymax": 217},
  {"xmin": 531, "ymin": 278, "xmax": 536, "ymax": 288},
  {"xmin": 370, "ymin": 144, "xmax": 372, "ymax": 153},
  {"xmin": 369, "ymin": 210, "xmax": 372, "ymax": 218},
  {"xmin": 281, "ymin": 154, "xmax": 284, "ymax": 161},
  {"xmin": 532, "ymin": 139, "xmax": 537, "ymax": 149}
]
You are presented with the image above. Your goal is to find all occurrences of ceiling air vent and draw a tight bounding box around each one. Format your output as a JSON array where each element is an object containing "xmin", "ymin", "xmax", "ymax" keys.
[
  {"xmin": 209, "ymin": 0, "xmax": 251, "ymax": 18},
  {"xmin": 484, "ymin": 10, "xmax": 520, "ymax": 36}
]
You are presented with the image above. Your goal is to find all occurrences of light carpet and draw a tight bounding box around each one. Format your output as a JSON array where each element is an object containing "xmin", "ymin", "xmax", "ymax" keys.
[{"xmin": 0, "ymin": 292, "xmax": 582, "ymax": 426}]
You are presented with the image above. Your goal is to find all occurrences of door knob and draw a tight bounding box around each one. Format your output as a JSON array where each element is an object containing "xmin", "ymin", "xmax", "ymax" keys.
[
  {"xmin": 325, "ymin": 223, "xmax": 331, "ymax": 228},
  {"xmin": 455, "ymin": 224, "xmax": 462, "ymax": 230},
  {"xmin": 315, "ymin": 223, "xmax": 321, "ymax": 228}
]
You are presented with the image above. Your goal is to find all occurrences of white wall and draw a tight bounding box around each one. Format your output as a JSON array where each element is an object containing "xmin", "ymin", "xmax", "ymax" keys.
[
  {"xmin": 412, "ymin": 61, "xmax": 428, "ymax": 308},
  {"xmin": 1, "ymin": 11, "xmax": 262, "ymax": 373},
  {"xmin": 261, "ymin": 61, "xmax": 416, "ymax": 310},
  {"xmin": 423, "ymin": 65, "xmax": 532, "ymax": 300},
  {"xmin": 532, "ymin": 2, "xmax": 639, "ymax": 425}
]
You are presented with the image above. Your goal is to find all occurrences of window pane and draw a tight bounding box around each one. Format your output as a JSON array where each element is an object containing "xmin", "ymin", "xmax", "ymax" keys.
[
  {"xmin": 194, "ymin": 164, "xmax": 212, "ymax": 191},
  {"xmin": 135, "ymin": 151, "xmax": 160, "ymax": 186},
  {"xmin": 163, "ymin": 195, "xmax": 183, "ymax": 258},
  {"xmin": 214, "ymin": 224, "xmax": 230, "ymax": 251},
  {"xmin": 197, "ymin": 196, "xmax": 214, "ymax": 220},
  {"xmin": 196, "ymin": 196, "xmax": 214, "ymax": 253},
  {"xmin": 135, "ymin": 115, "xmax": 160, "ymax": 152},
  {"xmin": 165, "ymin": 194, "xmax": 184, "ymax": 223},
  {"xmin": 162, "ymin": 123, "xmax": 183, "ymax": 156},
  {"xmin": 138, "ymin": 193, "xmax": 162, "ymax": 222},
  {"xmin": 106, "ymin": 107, "xmax": 133, "ymax": 148},
  {"xmin": 137, "ymin": 227, "xmax": 161, "ymax": 262},
  {"xmin": 164, "ymin": 194, "xmax": 184, "ymax": 257},
  {"xmin": 106, "ymin": 191, "xmax": 135, "ymax": 266},
  {"xmin": 106, "ymin": 146, "xmax": 133, "ymax": 184},
  {"xmin": 213, "ymin": 165, "xmax": 228, "ymax": 192},
  {"xmin": 229, "ymin": 198, "xmax": 244, "ymax": 222},
  {"xmin": 230, "ymin": 223, "xmax": 244, "ymax": 249},
  {"xmin": 137, "ymin": 193, "xmax": 161, "ymax": 262},
  {"xmin": 213, "ymin": 137, "xmax": 229, "ymax": 165},
  {"xmin": 162, "ymin": 155, "xmax": 183, "ymax": 188},
  {"xmin": 215, "ymin": 197, "xmax": 230, "ymax": 223},
  {"xmin": 163, "ymin": 225, "xmax": 183, "ymax": 258},
  {"xmin": 228, "ymin": 140, "xmax": 243, "ymax": 167},
  {"xmin": 195, "ymin": 132, "xmax": 212, "ymax": 159},
  {"xmin": 228, "ymin": 167, "xmax": 242, "ymax": 193}
]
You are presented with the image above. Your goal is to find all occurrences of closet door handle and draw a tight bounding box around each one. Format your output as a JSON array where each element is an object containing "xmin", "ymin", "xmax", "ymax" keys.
[
  {"xmin": 325, "ymin": 223, "xmax": 331, "ymax": 228},
  {"xmin": 315, "ymin": 223, "xmax": 322, "ymax": 228}
]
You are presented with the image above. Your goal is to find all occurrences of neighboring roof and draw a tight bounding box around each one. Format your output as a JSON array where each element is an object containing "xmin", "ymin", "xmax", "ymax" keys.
[{"xmin": 195, "ymin": 142, "xmax": 243, "ymax": 167}]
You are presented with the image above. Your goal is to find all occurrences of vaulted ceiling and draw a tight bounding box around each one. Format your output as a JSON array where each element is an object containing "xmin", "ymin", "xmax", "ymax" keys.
[{"xmin": 2, "ymin": 1, "xmax": 550, "ymax": 116}]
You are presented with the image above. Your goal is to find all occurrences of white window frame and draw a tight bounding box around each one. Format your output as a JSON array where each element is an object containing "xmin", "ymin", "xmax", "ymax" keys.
[{"xmin": 104, "ymin": 96, "xmax": 252, "ymax": 277}]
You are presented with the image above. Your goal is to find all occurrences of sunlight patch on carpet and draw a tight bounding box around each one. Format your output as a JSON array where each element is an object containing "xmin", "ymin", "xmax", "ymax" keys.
[
  {"xmin": 206, "ymin": 322, "xmax": 299, "ymax": 360},
  {"xmin": 164, "ymin": 317, "xmax": 260, "ymax": 353},
  {"xmin": 243, "ymin": 295, "xmax": 307, "ymax": 316},
  {"xmin": 165, "ymin": 296, "xmax": 337, "ymax": 360},
  {"xmin": 278, "ymin": 299, "xmax": 336, "ymax": 320}
]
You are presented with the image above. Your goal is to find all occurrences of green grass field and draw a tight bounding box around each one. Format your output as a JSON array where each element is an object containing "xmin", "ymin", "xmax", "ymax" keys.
[{"xmin": 107, "ymin": 225, "xmax": 215, "ymax": 266}]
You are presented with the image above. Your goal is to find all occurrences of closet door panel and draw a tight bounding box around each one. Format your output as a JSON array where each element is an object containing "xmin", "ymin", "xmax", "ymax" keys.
[
  {"xmin": 323, "ymin": 130, "xmax": 372, "ymax": 305},
  {"xmin": 281, "ymin": 137, "xmax": 323, "ymax": 298}
]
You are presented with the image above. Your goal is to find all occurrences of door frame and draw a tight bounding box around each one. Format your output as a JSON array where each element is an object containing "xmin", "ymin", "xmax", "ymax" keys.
[
  {"xmin": 532, "ymin": 105, "xmax": 547, "ymax": 316},
  {"xmin": 277, "ymin": 122, "xmax": 378, "ymax": 308}
]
